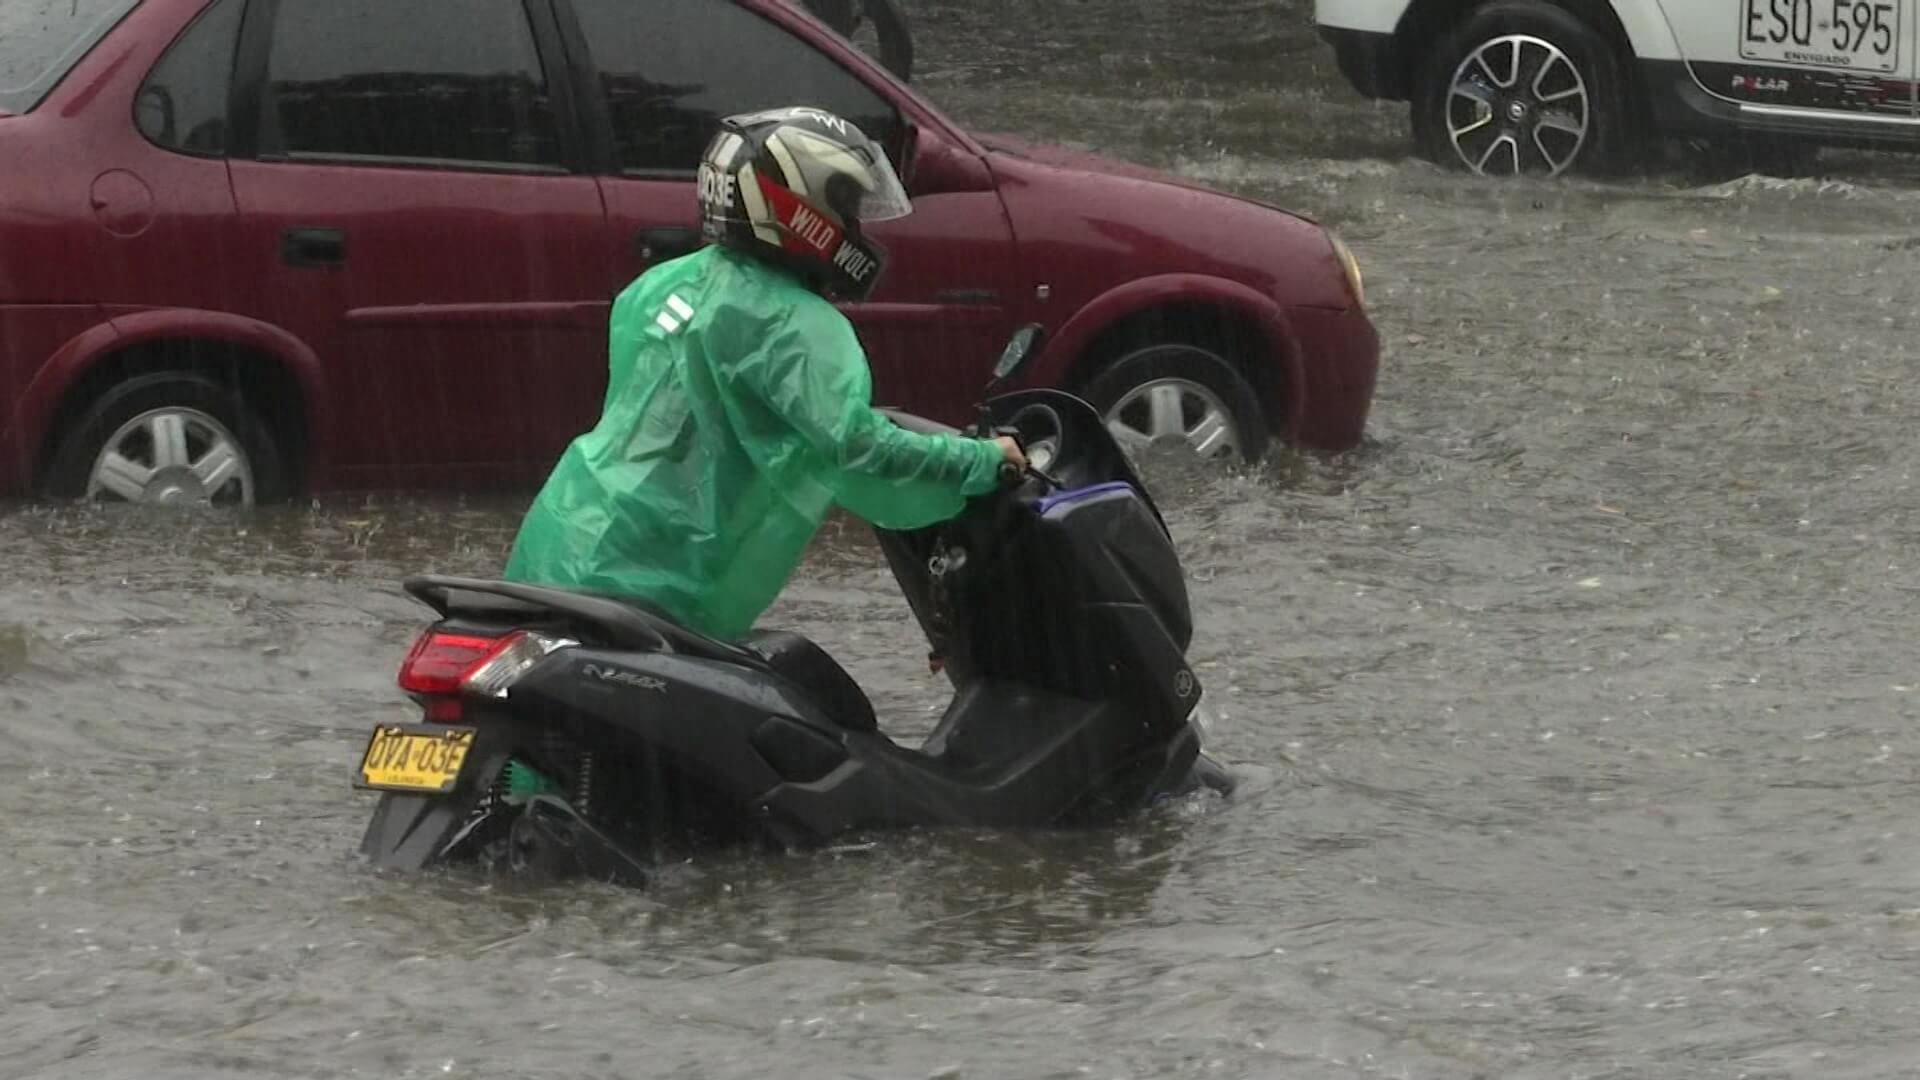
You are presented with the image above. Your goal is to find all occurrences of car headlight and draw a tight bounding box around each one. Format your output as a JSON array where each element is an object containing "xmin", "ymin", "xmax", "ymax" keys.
[{"xmin": 1327, "ymin": 230, "xmax": 1365, "ymax": 309}]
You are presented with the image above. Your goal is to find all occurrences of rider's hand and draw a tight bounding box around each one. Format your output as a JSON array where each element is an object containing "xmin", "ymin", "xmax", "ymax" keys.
[{"xmin": 995, "ymin": 436, "xmax": 1028, "ymax": 473}]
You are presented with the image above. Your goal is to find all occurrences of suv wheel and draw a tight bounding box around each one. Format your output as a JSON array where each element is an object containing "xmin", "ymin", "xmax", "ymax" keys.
[
  {"xmin": 45, "ymin": 372, "xmax": 287, "ymax": 507},
  {"xmin": 1084, "ymin": 343, "xmax": 1269, "ymax": 464},
  {"xmin": 1413, "ymin": 1, "xmax": 1631, "ymax": 178}
]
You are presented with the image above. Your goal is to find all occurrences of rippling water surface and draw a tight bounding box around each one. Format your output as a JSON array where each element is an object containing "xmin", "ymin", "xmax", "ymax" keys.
[{"xmin": 8, "ymin": 3, "xmax": 1920, "ymax": 1076}]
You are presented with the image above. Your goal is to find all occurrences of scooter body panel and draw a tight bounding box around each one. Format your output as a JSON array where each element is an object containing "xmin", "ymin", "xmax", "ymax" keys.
[{"xmin": 357, "ymin": 385, "xmax": 1228, "ymax": 877}]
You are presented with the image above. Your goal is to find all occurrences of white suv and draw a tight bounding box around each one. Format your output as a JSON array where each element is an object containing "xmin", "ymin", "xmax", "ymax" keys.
[{"xmin": 1314, "ymin": 0, "xmax": 1907, "ymax": 177}]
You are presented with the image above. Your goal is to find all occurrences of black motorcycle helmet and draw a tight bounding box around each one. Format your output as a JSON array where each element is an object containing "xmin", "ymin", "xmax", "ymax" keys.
[{"xmin": 696, "ymin": 106, "xmax": 912, "ymax": 301}]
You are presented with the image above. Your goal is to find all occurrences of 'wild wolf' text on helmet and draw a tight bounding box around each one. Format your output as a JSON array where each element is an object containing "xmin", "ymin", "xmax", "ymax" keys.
[{"xmin": 696, "ymin": 106, "xmax": 912, "ymax": 301}]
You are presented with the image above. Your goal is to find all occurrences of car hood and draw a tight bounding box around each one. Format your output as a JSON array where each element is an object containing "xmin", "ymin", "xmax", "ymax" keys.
[{"xmin": 974, "ymin": 132, "xmax": 1319, "ymax": 226}]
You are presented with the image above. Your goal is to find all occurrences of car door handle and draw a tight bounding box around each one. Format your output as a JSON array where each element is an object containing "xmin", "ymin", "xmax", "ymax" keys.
[
  {"xmin": 281, "ymin": 226, "xmax": 346, "ymax": 268},
  {"xmin": 634, "ymin": 226, "xmax": 699, "ymax": 264}
]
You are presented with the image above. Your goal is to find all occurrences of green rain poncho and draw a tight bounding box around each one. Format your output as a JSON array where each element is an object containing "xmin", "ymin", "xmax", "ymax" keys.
[{"xmin": 503, "ymin": 246, "xmax": 1004, "ymax": 641}]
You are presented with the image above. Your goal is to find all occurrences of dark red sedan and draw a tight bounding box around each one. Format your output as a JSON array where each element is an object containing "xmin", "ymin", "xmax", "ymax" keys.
[{"xmin": 0, "ymin": 0, "xmax": 1378, "ymax": 506}]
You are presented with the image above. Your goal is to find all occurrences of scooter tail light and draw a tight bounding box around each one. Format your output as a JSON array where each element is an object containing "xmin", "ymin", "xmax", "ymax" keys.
[
  {"xmin": 398, "ymin": 631, "xmax": 503, "ymax": 694},
  {"xmin": 461, "ymin": 630, "xmax": 575, "ymax": 698},
  {"xmin": 397, "ymin": 628, "xmax": 574, "ymax": 699}
]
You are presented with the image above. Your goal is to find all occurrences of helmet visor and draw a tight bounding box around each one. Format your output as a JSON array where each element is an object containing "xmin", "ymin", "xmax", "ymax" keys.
[
  {"xmin": 779, "ymin": 127, "xmax": 914, "ymax": 224},
  {"xmin": 849, "ymin": 143, "xmax": 913, "ymax": 223}
]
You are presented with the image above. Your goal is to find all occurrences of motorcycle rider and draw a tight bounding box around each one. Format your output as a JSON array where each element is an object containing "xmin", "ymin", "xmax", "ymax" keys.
[{"xmin": 503, "ymin": 106, "xmax": 1025, "ymax": 641}]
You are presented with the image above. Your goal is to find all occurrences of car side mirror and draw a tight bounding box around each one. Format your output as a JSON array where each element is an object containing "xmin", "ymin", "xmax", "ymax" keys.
[
  {"xmin": 901, "ymin": 123, "xmax": 992, "ymax": 197},
  {"xmin": 984, "ymin": 323, "xmax": 1044, "ymax": 392}
]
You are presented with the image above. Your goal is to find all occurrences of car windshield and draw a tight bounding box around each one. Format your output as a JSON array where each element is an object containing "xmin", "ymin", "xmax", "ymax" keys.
[{"xmin": 0, "ymin": 0, "xmax": 141, "ymax": 114}]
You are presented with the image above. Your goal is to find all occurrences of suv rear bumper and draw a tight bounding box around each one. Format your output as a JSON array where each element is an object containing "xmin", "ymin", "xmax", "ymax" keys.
[
  {"xmin": 1641, "ymin": 59, "xmax": 1920, "ymax": 147},
  {"xmin": 1318, "ymin": 25, "xmax": 1408, "ymax": 101}
]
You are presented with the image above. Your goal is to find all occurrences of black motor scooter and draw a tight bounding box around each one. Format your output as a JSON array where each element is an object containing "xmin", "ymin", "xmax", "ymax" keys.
[{"xmin": 355, "ymin": 325, "xmax": 1232, "ymax": 884}]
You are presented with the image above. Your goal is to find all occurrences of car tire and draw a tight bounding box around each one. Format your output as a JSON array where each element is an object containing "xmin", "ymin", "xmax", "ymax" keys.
[
  {"xmin": 44, "ymin": 371, "xmax": 288, "ymax": 507},
  {"xmin": 1412, "ymin": 1, "xmax": 1633, "ymax": 178},
  {"xmin": 1083, "ymin": 343, "xmax": 1270, "ymax": 464}
]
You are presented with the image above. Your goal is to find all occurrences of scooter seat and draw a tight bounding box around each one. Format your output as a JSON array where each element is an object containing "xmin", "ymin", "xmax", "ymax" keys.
[
  {"xmin": 585, "ymin": 598, "xmax": 875, "ymax": 731},
  {"xmin": 524, "ymin": 590, "xmax": 877, "ymax": 730},
  {"xmin": 402, "ymin": 577, "xmax": 877, "ymax": 731},
  {"xmin": 743, "ymin": 630, "xmax": 878, "ymax": 733}
]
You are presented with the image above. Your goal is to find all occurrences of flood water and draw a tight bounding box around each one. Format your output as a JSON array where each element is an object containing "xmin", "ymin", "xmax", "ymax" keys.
[{"xmin": 8, "ymin": 2, "xmax": 1920, "ymax": 1077}]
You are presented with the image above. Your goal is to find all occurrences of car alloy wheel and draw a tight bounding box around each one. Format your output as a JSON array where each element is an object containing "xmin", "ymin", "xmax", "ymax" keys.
[
  {"xmin": 86, "ymin": 406, "xmax": 256, "ymax": 506},
  {"xmin": 1102, "ymin": 377, "xmax": 1242, "ymax": 460},
  {"xmin": 1445, "ymin": 33, "xmax": 1591, "ymax": 177}
]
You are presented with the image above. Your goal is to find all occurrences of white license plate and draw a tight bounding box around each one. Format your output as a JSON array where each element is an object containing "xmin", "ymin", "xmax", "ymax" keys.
[{"xmin": 1740, "ymin": 0, "xmax": 1901, "ymax": 73}]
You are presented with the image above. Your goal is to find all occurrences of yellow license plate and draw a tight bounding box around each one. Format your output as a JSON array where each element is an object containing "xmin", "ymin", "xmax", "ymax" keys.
[{"xmin": 356, "ymin": 724, "xmax": 476, "ymax": 793}]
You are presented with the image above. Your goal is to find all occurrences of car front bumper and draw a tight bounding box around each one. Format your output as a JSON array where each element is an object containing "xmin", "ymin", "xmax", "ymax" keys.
[{"xmin": 1284, "ymin": 304, "xmax": 1380, "ymax": 452}]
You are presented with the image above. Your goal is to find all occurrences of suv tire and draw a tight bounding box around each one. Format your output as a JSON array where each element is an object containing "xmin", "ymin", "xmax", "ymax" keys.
[{"xmin": 1413, "ymin": 1, "xmax": 1634, "ymax": 178}]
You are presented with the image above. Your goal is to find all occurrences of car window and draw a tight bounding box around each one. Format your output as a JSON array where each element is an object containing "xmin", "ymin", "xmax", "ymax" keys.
[
  {"xmin": 569, "ymin": 0, "xmax": 901, "ymax": 174},
  {"xmin": 260, "ymin": 0, "xmax": 562, "ymax": 170},
  {"xmin": 0, "ymin": 0, "xmax": 141, "ymax": 114},
  {"xmin": 137, "ymin": 0, "xmax": 243, "ymax": 155}
]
